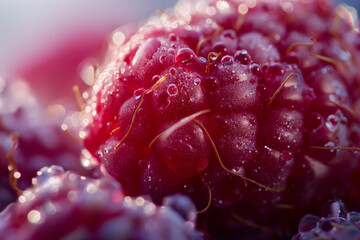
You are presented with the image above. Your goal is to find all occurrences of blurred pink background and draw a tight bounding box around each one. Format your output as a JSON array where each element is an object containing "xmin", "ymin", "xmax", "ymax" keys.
[{"xmin": 0, "ymin": 0, "xmax": 177, "ymax": 75}]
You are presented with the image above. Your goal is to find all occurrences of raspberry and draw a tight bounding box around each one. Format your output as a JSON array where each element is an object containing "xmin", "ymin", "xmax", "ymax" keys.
[
  {"xmin": 293, "ymin": 200, "xmax": 360, "ymax": 240},
  {"xmin": 0, "ymin": 78, "xmax": 94, "ymax": 210},
  {"xmin": 0, "ymin": 166, "xmax": 201, "ymax": 240},
  {"xmin": 80, "ymin": 0, "xmax": 360, "ymax": 237}
]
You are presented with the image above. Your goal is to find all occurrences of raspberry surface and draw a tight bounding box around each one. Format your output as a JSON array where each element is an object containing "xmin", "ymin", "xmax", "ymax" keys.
[
  {"xmin": 80, "ymin": 0, "xmax": 360, "ymax": 237},
  {"xmin": 0, "ymin": 78, "xmax": 94, "ymax": 210},
  {"xmin": 0, "ymin": 166, "xmax": 201, "ymax": 240},
  {"xmin": 293, "ymin": 200, "xmax": 360, "ymax": 240}
]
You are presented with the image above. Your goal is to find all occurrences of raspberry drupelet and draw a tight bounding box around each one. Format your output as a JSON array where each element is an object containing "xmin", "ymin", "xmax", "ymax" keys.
[
  {"xmin": 79, "ymin": 0, "xmax": 360, "ymax": 237},
  {"xmin": 0, "ymin": 166, "xmax": 201, "ymax": 240}
]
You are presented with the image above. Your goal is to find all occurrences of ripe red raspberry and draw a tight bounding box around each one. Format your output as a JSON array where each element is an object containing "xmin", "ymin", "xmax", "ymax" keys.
[
  {"xmin": 80, "ymin": 0, "xmax": 360, "ymax": 236},
  {"xmin": 0, "ymin": 78, "xmax": 94, "ymax": 210},
  {"xmin": 0, "ymin": 166, "xmax": 201, "ymax": 240}
]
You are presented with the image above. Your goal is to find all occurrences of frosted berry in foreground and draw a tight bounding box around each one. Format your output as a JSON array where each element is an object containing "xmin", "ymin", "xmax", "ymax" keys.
[
  {"xmin": 293, "ymin": 200, "xmax": 360, "ymax": 240},
  {"xmin": 80, "ymin": 0, "xmax": 360, "ymax": 237},
  {"xmin": 0, "ymin": 78, "xmax": 94, "ymax": 210},
  {"xmin": 0, "ymin": 166, "xmax": 201, "ymax": 240}
]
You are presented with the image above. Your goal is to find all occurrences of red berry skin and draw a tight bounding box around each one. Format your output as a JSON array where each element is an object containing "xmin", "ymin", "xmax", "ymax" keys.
[
  {"xmin": 0, "ymin": 78, "xmax": 94, "ymax": 211},
  {"xmin": 81, "ymin": 0, "xmax": 360, "ymax": 238},
  {"xmin": 0, "ymin": 166, "xmax": 201, "ymax": 240},
  {"xmin": 156, "ymin": 121, "xmax": 210, "ymax": 178}
]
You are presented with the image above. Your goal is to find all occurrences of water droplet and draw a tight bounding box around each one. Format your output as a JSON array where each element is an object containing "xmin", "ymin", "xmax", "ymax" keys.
[
  {"xmin": 134, "ymin": 89, "xmax": 144, "ymax": 99},
  {"xmin": 251, "ymin": 64, "xmax": 263, "ymax": 78},
  {"xmin": 159, "ymin": 55, "xmax": 166, "ymax": 64},
  {"xmin": 202, "ymin": 76, "xmax": 219, "ymax": 94},
  {"xmin": 168, "ymin": 48, "xmax": 176, "ymax": 55},
  {"xmin": 194, "ymin": 78, "xmax": 201, "ymax": 85},
  {"xmin": 223, "ymin": 30, "xmax": 236, "ymax": 39},
  {"xmin": 298, "ymin": 215, "xmax": 319, "ymax": 232},
  {"xmin": 213, "ymin": 42, "xmax": 227, "ymax": 54},
  {"xmin": 169, "ymin": 68, "xmax": 177, "ymax": 75},
  {"xmin": 326, "ymin": 114, "xmax": 339, "ymax": 130},
  {"xmin": 167, "ymin": 84, "xmax": 178, "ymax": 96},
  {"xmin": 176, "ymin": 48, "xmax": 196, "ymax": 63},
  {"xmin": 28, "ymin": 210, "xmax": 42, "ymax": 224},
  {"xmin": 169, "ymin": 33, "xmax": 177, "ymax": 42},
  {"xmin": 152, "ymin": 75, "xmax": 160, "ymax": 82},
  {"xmin": 221, "ymin": 55, "xmax": 234, "ymax": 64},
  {"xmin": 234, "ymin": 49, "xmax": 252, "ymax": 65}
]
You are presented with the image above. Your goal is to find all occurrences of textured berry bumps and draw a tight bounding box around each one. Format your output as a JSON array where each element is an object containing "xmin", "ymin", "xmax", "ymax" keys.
[
  {"xmin": 80, "ymin": 0, "xmax": 360, "ymax": 237},
  {"xmin": 0, "ymin": 166, "xmax": 201, "ymax": 240},
  {"xmin": 0, "ymin": 78, "xmax": 92, "ymax": 210},
  {"xmin": 293, "ymin": 200, "xmax": 360, "ymax": 240}
]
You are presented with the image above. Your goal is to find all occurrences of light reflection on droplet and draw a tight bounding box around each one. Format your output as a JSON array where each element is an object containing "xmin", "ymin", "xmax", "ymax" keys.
[
  {"xmin": 282, "ymin": 1, "xmax": 294, "ymax": 13},
  {"xmin": 238, "ymin": 4, "xmax": 248, "ymax": 14},
  {"xmin": 82, "ymin": 159, "xmax": 91, "ymax": 168},
  {"xmin": 32, "ymin": 178, "xmax": 37, "ymax": 185},
  {"xmin": 216, "ymin": 1, "xmax": 230, "ymax": 11},
  {"xmin": 85, "ymin": 106, "xmax": 92, "ymax": 113},
  {"xmin": 19, "ymin": 195, "xmax": 26, "ymax": 203},
  {"xmin": 27, "ymin": 210, "xmax": 42, "ymax": 224},
  {"xmin": 135, "ymin": 197, "xmax": 145, "ymax": 206},
  {"xmin": 144, "ymin": 202, "xmax": 156, "ymax": 215},
  {"xmin": 336, "ymin": 4, "xmax": 358, "ymax": 31},
  {"xmin": 61, "ymin": 124, "xmax": 68, "ymax": 131},
  {"xmin": 79, "ymin": 131, "xmax": 86, "ymax": 139},
  {"xmin": 112, "ymin": 31, "xmax": 125, "ymax": 46},
  {"xmin": 124, "ymin": 196, "xmax": 131, "ymax": 204}
]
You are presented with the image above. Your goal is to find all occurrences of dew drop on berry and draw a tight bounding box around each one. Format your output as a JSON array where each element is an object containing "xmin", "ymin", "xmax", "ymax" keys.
[
  {"xmin": 350, "ymin": 212, "xmax": 360, "ymax": 222},
  {"xmin": 169, "ymin": 68, "xmax": 177, "ymax": 75},
  {"xmin": 134, "ymin": 89, "xmax": 144, "ymax": 99},
  {"xmin": 213, "ymin": 42, "xmax": 227, "ymax": 54},
  {"xmin": 221, "ymin": 55, "xmax": 234, "ymax": 64},
  {"xmin": 251, "ymin": 64, "xmax": 263, "ymax": 78},
  {"xmin": 152, "ymin": 75, "xmax": 160, "ymax": 82},
  {"xmin": 168, "ymin": 48, "xmax": 176, "ymax": 55},
  {"xmin": 234, "ymin": 50, "xmax": 252, "ymax": 65},
  {"xmin": 223, "ymin": 29, "xmax": 236, "ymax": 39},
  {"xmin": 176, "ymin": 48, "xmax": 196, "ymax": 62},
  {"xmin": 159, "ymin": 55, "xmax": 166, "ymax": 64},
  {"xmin": 264, "ymin": 64, "xmax": 285, "ymax": 81},
  {"xmin": 201, "ymin": 76, "xmax": 219, "ymax": 94},
  {"xmin": 298, "ymin": 215, "xmax": 320, "ymax": 232},
  {"xmin": 193, "ymin": 78, "xmax": 201, "ymax": 86},
  {"xmin": 325, "ymin": 114, "xmax": 339, "ymax": 130},
  {"xmin": 169, "ymin": 33, "xmax": 177, "ymax": 42},
  {"xmin": 167, "ymin": 84, "xmax": 178, "ymax": 96}
]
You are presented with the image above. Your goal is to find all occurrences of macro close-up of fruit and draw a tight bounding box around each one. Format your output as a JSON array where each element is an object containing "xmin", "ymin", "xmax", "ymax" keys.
[{"xmin": 1, "ymin": 0, "xmax": 360, "ymax": 239}]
